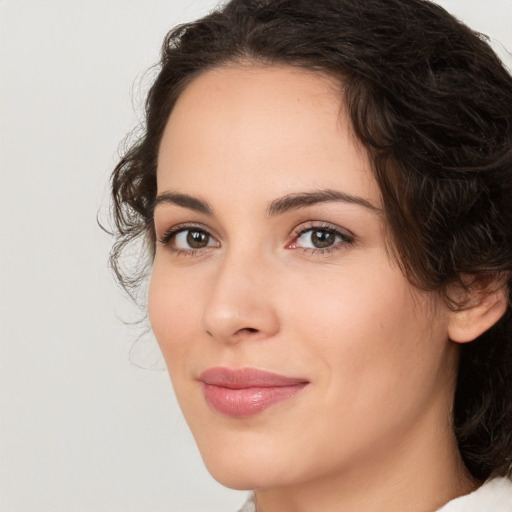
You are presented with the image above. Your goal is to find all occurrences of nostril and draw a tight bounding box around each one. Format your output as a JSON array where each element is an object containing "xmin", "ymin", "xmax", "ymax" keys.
[{"xmin": 240, "ymin": 327, "xmax": 258, "ymax": 334}]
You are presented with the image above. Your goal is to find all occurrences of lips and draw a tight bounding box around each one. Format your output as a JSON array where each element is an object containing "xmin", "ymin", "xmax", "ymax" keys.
[{"xmin": 198, "ymin": 367, "xmax": 309, "ymax": 418}]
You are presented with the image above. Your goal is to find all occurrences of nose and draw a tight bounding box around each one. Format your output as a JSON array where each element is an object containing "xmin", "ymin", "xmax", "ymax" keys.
[{"xmin": 201, "ymin": 251, "xmax": 280, "ymax": 343}]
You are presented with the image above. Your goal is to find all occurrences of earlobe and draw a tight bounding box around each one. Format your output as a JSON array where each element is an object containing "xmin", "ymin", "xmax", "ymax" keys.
[{"xmin": 447, "ymin": 285, "xmax": 508, "ymax": 344}]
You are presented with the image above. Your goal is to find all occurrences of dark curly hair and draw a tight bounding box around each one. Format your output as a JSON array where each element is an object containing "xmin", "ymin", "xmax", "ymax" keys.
[{"xmin": 110, "ymin": 0, "xmax": 512, "ymax": 481}]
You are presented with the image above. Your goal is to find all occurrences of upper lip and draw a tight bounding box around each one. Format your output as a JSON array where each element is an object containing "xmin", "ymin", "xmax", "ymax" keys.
[{"xmin": 198, "ymin": 367, "xmax": 309, "ymax": 389}]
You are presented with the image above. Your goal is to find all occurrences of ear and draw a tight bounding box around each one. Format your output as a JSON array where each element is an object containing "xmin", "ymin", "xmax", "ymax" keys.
[{"xmin": 447, "ymin": 277, "xmax": 508, "ymax": 344}]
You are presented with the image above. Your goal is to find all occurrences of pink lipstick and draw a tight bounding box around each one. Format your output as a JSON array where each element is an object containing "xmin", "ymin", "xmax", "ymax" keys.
[{"xmin": 198, "ymin": 367, "xmax": 309, "ymax": 418}]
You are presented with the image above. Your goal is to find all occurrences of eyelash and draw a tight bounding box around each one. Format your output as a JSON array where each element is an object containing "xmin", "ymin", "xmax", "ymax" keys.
[
  {"xmin": 157, "ymin": 222, "xmax": 354, "ymax": 256},
  {"xmin": 290, "ymin": 222, "xmax": 354, "ymax": 256},
  {"xmin": 158, "ymin": 223, "xmax": 215, "ymax": 257}
]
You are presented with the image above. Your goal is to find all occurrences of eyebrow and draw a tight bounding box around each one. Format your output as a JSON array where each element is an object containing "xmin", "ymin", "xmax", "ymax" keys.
[
  {"xmin": 267, "ymin": 189, "xmax": 381, "ymax": 216},
  {"xmin": 152, "ymin": 188, "xmax": 381, "ymax": 217},
  {"xmin": 152, "ymin": 192, "xmax": 213, "ymax": 215}
]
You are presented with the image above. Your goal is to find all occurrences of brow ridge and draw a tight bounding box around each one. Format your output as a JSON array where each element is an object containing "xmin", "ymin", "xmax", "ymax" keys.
[
  {"xmin": 267, "ymin": 189, "xmax": 381, "ymax": 216},
  {"xmin": 152, "ymin": 189, "xmax": 380, "ymax": 217},
  {"xmin": 152, "ymin": 192, "xmax": 213, "ymax": 215}
]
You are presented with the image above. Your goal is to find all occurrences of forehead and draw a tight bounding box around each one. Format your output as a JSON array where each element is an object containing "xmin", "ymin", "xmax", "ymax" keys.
[{"xmin": 157, "ymin": 64, "xmax": 380, "ymax": 208}]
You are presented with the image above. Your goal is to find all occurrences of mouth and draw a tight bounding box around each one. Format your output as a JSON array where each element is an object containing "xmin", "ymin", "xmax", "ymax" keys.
[{"xmin": 198, "ymin": 367, "xmax": 309, "ymax": 418}]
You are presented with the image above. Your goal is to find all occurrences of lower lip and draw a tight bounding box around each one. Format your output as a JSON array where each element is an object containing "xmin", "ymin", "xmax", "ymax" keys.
[{"xmin": 202, "ymin": 383, "xmax": 308, "ymax": 418}]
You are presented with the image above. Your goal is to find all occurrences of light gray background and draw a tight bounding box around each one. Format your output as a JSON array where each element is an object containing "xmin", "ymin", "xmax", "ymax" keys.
[{"xmin": 1, "ymin": 1, "xmax": 510, "ymax": 511}]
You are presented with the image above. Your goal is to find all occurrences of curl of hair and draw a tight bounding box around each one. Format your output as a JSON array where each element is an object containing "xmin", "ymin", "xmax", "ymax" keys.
[{"xmin": 110, "ymin": 0, "xmax": 512, "ymax": 479}]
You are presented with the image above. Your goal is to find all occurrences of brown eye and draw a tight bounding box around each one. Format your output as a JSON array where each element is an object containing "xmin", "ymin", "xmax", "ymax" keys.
[
  {"xmin": 292, "ymin": 226, "xmax": 352, "ymax": 252},
  {"xmin": 311, "ymin": 230, "xmax": 336, "ymax": 248},
  {"xmin": 166, "ymin": 228, "xmax": 219, "ymax": 251},
  {"xmin": 186, "ymin": 230, "xmax": 210, "ymax": 248}
]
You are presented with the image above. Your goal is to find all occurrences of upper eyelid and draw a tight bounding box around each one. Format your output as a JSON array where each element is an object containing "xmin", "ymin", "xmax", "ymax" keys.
[
  {"xmin": 157, "ymin": 223, "xmax": 218, "ymax": 245},
  {"xmin": 157, "ymin": 221, "xmax": 213, "ymax": 234},
  {"xmin": 296, "ymin": 224, "xmax": 338, "ymax": 234},
  {"xmin": 292, "ymin": 221, "xmax": 354, "ymax": 238}
]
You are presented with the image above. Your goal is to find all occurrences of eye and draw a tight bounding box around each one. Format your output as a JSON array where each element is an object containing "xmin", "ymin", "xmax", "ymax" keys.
[
  {"xmin": 298, "ymin": 229, "xmax": 339, "ymax": 249},
  {"xmin": 288, "ymin": 224, "xmax": 353, "ymax": 252},
  {"xmin": 174, "ymin": 229, "xmax": 217, "ymax": 249},
  {"xmin": 158, "ymin": 225, "xmax": 220, "ymax": 253}
]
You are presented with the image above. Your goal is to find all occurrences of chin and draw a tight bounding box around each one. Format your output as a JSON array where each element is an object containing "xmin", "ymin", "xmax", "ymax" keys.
[
  {"xmin": 196, "ymin": 434, "xmax": 296, "ymax": 491},
  {"xmin": 204, "ymin": 460, "xmax": 283, "ymax": 491}
]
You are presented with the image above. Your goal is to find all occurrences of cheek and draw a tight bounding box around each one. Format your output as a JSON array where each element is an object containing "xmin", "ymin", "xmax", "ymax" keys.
[
  {"xmin": 287, "ymin": 258, "xmax": 410, "ymax": 345},
  {"xmin": 286, "ymin": 259, "xmax": 446, "ymax": 397},
  {"xmin": 148, "ymin": 262, "xmax": 203, "ymax": 364},
  {"xmin": 280, "ymin": 268, "xmax": 452, "ymax": 470}
]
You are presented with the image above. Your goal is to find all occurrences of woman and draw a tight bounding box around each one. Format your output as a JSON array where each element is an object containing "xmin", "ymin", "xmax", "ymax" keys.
[{"xmin": 110, "ymin": 0, "xmax": 512, "ymax": 510}]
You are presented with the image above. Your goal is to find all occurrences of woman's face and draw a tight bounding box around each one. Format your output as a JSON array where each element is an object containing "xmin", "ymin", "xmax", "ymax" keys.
[{"xmin": 149, "ymin": 65, "xmax": 458, "ymax": 490}]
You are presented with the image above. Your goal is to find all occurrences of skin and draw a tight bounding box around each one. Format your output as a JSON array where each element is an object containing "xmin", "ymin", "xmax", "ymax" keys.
[{"xmin": 149, "ymin": 65, "xmax": 479, "ymax": 512}]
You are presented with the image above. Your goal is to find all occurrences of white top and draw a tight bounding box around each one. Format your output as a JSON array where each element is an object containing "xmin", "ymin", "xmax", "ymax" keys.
[
  {"xmin": 437, "ymin": 477, "xmax": 512, "ymax": 512},
  {"xmin": 236, "ymin": 477, "xmax": 512, "ymax": 512}
]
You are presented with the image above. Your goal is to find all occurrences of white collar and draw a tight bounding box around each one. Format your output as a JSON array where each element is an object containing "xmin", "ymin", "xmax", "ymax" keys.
[{"xmin": 436, "ymin": 477, "xmax": 512, "ymax": 512}]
